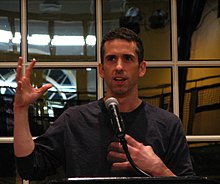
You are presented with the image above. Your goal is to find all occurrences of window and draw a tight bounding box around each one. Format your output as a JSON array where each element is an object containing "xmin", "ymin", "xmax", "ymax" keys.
[{"xmin": 138, "ymin": 68, "xmax": 172, "ymax": 111}]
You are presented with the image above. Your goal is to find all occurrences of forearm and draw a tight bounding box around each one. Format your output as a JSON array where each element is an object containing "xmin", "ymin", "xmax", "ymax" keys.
[{"xmin": 13, "ymin": 106, "xmax": 35, "ymax": 157}]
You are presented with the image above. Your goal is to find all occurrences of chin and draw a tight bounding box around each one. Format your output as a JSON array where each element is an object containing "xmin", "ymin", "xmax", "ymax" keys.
[{"xmin": 112, "ymin": 91, "xmax": 127, "ymax": 97}]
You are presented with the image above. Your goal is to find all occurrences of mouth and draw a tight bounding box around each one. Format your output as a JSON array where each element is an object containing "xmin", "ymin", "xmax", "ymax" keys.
[
  {"xmin": 114, "ymin": 77, "xmax": 126, "ymax": 81},
  {"xmin": 113, "ymin": 76, "xmax": 128, "ymax": 86}
]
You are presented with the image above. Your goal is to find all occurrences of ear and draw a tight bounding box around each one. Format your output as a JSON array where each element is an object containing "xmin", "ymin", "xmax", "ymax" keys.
[
  {"xmin": 139, "ymin": 60, "xmax": 147, "ymax": 77},
  {"xmin": 98, "ymin": 63, "xmax": 104, "ymax": 79}
]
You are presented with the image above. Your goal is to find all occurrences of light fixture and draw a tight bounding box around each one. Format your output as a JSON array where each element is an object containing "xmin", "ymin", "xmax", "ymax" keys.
[
  {"xmin": 120, "ymin": 7, "xmax": 142, "ymax": 34},
  {"xmin": 148, "ymin": 9, "xmax": 168, "ymax": 29},
  {"xmin": 40, "ymin": 0, "xmax": 62, "ymax": 13}
]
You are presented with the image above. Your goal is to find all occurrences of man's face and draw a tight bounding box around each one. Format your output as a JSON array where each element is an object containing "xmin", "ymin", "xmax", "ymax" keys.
[{"xmin": 99, "ymin": 39, "xmax": 146, "ymax": 98}]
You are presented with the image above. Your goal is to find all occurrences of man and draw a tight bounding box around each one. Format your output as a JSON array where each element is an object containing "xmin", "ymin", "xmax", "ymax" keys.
[{"xmin": 14, "ymin": 27, "xmax": 194, "ymax": 180}]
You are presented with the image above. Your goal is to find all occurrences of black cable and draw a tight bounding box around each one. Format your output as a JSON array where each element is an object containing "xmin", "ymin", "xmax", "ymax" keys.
[{"xmin": 119, "ymin": 137, "xmax": 151, "ymax": 177}]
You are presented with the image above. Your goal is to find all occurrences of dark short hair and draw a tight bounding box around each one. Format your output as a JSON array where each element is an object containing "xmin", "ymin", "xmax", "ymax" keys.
[{"xmin": 100, "ymin": 27, "xmax": 144, "ymax": 64}]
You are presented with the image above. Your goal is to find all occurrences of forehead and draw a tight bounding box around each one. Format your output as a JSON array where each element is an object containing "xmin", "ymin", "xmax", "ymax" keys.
[{"xmin": 104, "ymin": 39, "xmax": 137, "ymax": 54}]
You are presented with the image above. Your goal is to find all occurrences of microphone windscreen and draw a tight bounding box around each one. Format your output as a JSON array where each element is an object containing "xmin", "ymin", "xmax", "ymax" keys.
[{"xmin": 105, "ymin": 97, "xmax": 119, "ymax": 109}]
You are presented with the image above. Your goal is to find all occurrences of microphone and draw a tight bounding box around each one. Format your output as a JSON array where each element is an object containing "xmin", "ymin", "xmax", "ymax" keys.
[
  {"xmin": 105, "ymin": 97, "xmax": 125, "ymax": 139},
  {"xmin": 105, "ymin": 97, "xmax": 151, "ymax": 177}
]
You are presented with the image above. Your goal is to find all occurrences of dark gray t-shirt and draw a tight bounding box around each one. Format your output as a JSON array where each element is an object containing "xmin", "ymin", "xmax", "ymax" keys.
[{"xmin": 16, "ymin": 98, "xmax": 194, "ymax": 180}]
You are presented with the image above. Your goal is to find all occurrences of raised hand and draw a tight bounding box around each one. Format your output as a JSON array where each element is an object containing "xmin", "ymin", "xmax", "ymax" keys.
[
  {"xmin": 13, "ymin": 57, "xmax": 53, "ymax": 157},
  {"xmin": 14, "ymin": 57, "xmax": 52, "ymax": 109}
]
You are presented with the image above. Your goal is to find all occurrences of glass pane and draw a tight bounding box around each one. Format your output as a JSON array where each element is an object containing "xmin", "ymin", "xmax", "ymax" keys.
[
  {"xmin": 179, "ymin": 67, "xmax": 220, "ymax": 135},
  {"xmin": 0, "ymin": 0, "xmax": 20, "ymax": 61},
  {"xmin": 0, "ymin": 68, "xmax": 97, "ymax": 137},
  {"xmin": 102, "ymin": 0, "xmax": 171, "ymax": 60},
  {"xmin": 189, "ymin": 142, "xmax": 220, "ymax": 177},
  {"xmin": 0, "ymin": 69, "xmax": 16, "ymax": 136},
  {"xmin": 178, "ymin": 1, "xmax": 220, "ymax": 60},
  {"xmin": 0, "ymin": 143, "xmax": 22, "ymax": 183},
  {"xmin": 29, "ymin": 68, "xmax": 97, "ymax": 136},
  {"xmin": 0, "ymin": 94, "xmax": 14, "ymax": 136},
  {"xmin": 191, "ymin": 1, "xmax": 220, "ymax": 60},
  {"xmin": 27, "ymin": 0, "xmax": 96, "ymax": 61},
  {"xmin": 138, "ymin": 67, "xmax": 172, "ymax": 112}
]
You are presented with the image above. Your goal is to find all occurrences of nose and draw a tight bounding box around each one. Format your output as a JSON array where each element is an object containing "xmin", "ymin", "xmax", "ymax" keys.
[{"xmin": 115, "ymin": 58, "xmax": 123, "ymax": 71}]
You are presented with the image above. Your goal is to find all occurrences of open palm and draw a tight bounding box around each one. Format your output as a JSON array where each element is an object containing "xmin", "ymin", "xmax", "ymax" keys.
[{"xmin": 14, "ymin": 57, "xmax": 52, "ymax": 108}]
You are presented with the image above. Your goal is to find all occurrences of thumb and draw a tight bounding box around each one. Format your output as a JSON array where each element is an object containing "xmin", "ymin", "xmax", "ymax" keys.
[{"xmin": 37, "ymin": 83, "xmax": 53, "ymax": 96}]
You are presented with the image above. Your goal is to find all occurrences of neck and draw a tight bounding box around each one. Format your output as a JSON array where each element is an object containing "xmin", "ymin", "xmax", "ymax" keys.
[{"xmin": 104, "ymin": 96, "xmax": 142, "ymax": 112}]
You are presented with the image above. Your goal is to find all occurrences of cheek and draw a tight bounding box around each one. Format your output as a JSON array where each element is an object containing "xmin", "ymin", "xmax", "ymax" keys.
[{"xmin": 99, "ymin": 67, "xmax": 110, "ymax": 79}]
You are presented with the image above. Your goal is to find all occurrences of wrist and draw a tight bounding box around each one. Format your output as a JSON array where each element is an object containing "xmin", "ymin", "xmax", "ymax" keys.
[
  {"xmin": 13, "ymin": 104, "xmax": 29, "ymax": 112},
  {"xmin": 151, "ymin": 163, "xmax": 176, "ymax": 177}
]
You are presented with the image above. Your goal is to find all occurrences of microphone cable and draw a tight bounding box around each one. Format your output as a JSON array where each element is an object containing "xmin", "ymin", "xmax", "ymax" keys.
[{"xmin": 119, "ymin": 137, "xmax": 151, "ymax": 177}]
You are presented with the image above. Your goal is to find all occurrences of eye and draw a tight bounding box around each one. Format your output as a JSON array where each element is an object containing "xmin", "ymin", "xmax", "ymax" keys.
[
  {"xmin": 106, "ymin": 55, "xmax": 116, "ymax": 62},
  {"xmin": 124, "ymin": 54, "xmax": 133, "ymax": 62}
]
